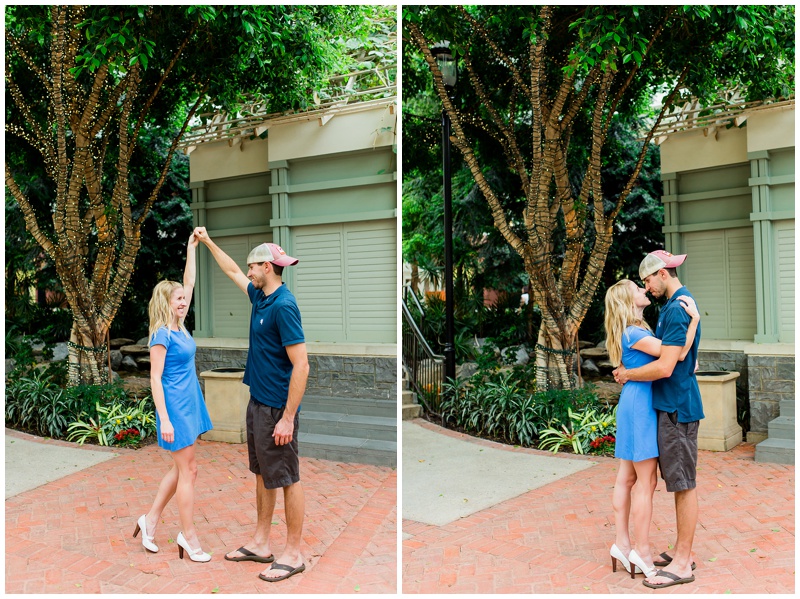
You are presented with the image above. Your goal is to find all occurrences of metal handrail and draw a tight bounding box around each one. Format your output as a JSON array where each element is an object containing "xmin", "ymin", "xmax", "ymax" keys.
[
  {"xmin": 403, "ymin": 284, "xmax": 426, "ymax": 320},
  {"xmin": 401, "ymin": 298, "xmax": 444, "ymax": 415}
]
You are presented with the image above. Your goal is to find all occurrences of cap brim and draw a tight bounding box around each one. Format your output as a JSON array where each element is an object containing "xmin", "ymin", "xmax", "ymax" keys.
[
  {"xmin": 666, "ymin": 254, "xmax": 687, "ymax": 268},
  {"xmin": 271, "ymin": 256, "xmax": 299, "ymax": 266}
]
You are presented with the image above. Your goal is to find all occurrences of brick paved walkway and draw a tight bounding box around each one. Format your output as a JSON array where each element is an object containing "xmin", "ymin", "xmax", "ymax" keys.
[
  {"xmin": 6, "ymin": 431, "xmax": 397, "ymax": 594},
  {"xmin": 403, "ymin": 420, "xmax": 794, "ymax": 594}
]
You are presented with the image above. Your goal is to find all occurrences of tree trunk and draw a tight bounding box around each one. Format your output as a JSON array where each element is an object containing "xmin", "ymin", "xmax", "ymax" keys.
[
  {"xmin": 408, "ymin": 11, "xmax": 677, "ymax": 391},
  {"xmin": 67, "ymin": 322, "xmax": 110, "ymax": 386},
  {"xmin": 534, "ymin": 317, "xmax": 576, "ymax": 391},
  {"xmin": 410, "ymin": 263, "xmax": 420, "ymax": 295},
  {"xmin": 6, "ymin": 6, "xmax": 203, "ymax": 387}
]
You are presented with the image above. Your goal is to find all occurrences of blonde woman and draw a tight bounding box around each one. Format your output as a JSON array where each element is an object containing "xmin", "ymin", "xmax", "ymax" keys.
[
  {"xmin": 604, "ymin": 279, "xmax": 698, "ymax": 579},
  {"xmin": 132, "ymin": 233, "xmax": 213, "ymax": 562}
]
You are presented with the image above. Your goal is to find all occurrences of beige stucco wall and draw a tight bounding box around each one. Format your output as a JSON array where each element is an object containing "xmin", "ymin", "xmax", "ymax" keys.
[
  {"xmin": 188, "ymin": 103, "xmax": 395, "ymax": 182},
  {"xmin": 270, "ymin": 105, "xmax": 395, "ymax": 162},
  {"xmin": 659, "ymin": 105, "xmax": 794, "ymax": 174},
  {"xmin": 660, "ymin": 123, "xmax": 747, "ymax": 173},
  {"xmin": 746, "ymin": 107, "xmax": 795, "ymax": 153},
  {"xmin": 189, "ymin": 137, "xmax": 269, "ymax": 183}
]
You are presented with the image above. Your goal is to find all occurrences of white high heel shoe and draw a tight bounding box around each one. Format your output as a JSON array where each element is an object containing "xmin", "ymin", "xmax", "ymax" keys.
[
  {"xmin": 133, "ymin": 515, "xmax": 158, "ymax": 553},
  {"xmin": 610, "ymin": 544, "xmax": 641, "ymax": 575},
  {"xmin": 176, "ymin": 532, "xmax": 211, "ymax": 562},
  {"xmin": 628, "ymin": 549, "xmax": 657, "ymax": 578}
]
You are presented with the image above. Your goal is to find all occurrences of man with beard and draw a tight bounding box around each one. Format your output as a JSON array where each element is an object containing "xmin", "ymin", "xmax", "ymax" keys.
[
  {"xmin": 613, "ymin": 249, "xmax": 703, "ymax": 590},
  {"xmin": 194, "ymin": 227, "xmax": 309, "ymax": 583}
]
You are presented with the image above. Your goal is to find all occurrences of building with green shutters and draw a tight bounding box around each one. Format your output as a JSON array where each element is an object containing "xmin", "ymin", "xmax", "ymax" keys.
[
  {"xmin": 179, "ymin": 95, "xmax": 397, "ymax": 467},
  {"xmin": 653, "ymin": 97, "xmax": 794, "ymax": 463}
]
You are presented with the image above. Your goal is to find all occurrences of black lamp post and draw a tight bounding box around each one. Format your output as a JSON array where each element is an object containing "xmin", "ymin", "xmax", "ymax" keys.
[{"xmin": 431, "ymin": 42, "xmax": 457, "ymax": 384}]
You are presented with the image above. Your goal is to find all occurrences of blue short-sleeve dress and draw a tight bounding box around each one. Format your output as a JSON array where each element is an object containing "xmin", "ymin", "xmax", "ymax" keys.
[
  {"xmin": 614, "ymin": 326, "xmax": 659, "ymax": 462},
  {"xmin": 150, "ymin": 327, "xmax": 213, "ymax": 452}
]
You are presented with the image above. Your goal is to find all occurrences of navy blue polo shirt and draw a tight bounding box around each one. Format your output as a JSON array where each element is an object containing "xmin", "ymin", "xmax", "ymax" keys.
[
  {"xmin": 242, "ymin": 282, "xmax": 305, "ymax": 409},
  {"xmin": 652, "ymin": 286, "xmax": 704, "ymax": 422}
]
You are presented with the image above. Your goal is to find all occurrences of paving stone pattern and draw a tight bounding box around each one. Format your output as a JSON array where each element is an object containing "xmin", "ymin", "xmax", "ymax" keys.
[
  {"xmin": 5, "ymin": 436, "xmax": 397, "ymax": 594},
  {"xmin": 403, "ymin": 420, "xmax": 794, "ymax": 595}
]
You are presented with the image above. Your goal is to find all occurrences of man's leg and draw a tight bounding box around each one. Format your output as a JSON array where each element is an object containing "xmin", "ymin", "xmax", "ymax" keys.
[
  {"xmin": 254, "ymin": 474, "xmax": 278, "ymax": 544},
  {"xmin": 645, "ymin": 416, "xmax": 699, "ymax": 586},
  {"xmin": 226, "ymin": 400, "xmax": 277, "ymax": 561},
  {"xmin": 225, "ymin": 475, "xmax": 277, "ymax": 560},
  {"xmin": 670, "ymin": 488, "xmax": 698, "ymax": 569},
  {"xmin": 284, "ymin": 481, "xmax": 305, "ymax": 555},
  {"xmin": 259, "ymin": 481, "xmax": 305, "ymax": 579}
]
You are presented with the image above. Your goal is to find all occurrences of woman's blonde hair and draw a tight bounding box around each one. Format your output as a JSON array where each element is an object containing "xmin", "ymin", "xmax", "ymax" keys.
[
  {"xmin": 604, "ymin": 279, "xmax": 650, "ymax": 367},
  {"xmin": 148, "ymin": 280, "xmax": 188, "ymax": 345}
]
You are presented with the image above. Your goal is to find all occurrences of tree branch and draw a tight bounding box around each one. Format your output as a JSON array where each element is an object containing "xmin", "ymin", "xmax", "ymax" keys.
[
  {"xmin": 408, "ymin": 21, "xmax": 525, "ymax": 256},
  {"xmin": 458, "ymin": 6, "xmax": 533, "ymax": 103},
  {"xmin": 5, "ymin": 164, "xmax": 56, "ymax": 258},
  {"xmin": 5, "ymin": 32, "xmax": 49, "ymax": 89},
  {"xmin": 462, "ymin": 51, "xmax": 530, "ymax": 191}
]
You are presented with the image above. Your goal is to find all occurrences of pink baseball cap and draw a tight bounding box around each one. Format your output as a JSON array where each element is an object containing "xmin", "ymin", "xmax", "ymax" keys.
[
  {"xmin": 639, "ymin": 250, "xmax": 686, "ymax": 279},
  {"xmin": 246, "ymin": 242, "xmax": 299, "ymax": 267}
]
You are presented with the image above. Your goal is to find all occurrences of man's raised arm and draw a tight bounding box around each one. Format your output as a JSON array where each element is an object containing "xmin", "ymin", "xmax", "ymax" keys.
[{"xmin": 193, "ymin": 227, "xmax": 250, "ymax": 294}]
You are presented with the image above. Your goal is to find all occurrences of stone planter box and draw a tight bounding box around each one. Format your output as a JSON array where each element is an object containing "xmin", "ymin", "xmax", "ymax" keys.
[
  {"xmin": 697, "ymin": 371, "xmax": 742, "ymax": 452},
  {"xmin": 200, "ymin": 368, "xmax": 249, "ymax": 443}
]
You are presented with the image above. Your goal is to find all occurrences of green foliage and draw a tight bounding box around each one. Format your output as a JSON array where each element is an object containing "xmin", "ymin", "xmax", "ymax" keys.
[
  {"xmin": 407, "ymin": 288, "xmax": 537, "ymax": 364},
  {"xmin": 538, "ymin": 406, "xmax": 617, "ymax": 455},
  {"xmin": 5, "ymin": 370, "xmax": 70, "ymax": 438},
  {"xmin": 66, "ymin": 411, "xmax": 108, "ymax": 446},
  {"xmin": 5, "ymin": 328, "xmax": 37, "ymax": 377},
  {"xmin": 440, "ymin": 372, "xmax": 543, "ymax": 446},
  {"xmin": 5, "ymin": 331, "xmax": 69, "ymax": 390},
  {"xmin": 68, "ymin": 396, "xmax": 156, "ymax": 447},
  {"xmin": 5, "ymin": 366, "xmax": 156, "ymax": 448},
  {"xmin": 402, "ymin": 6, "xmax": 794, "ymax": 389},
  {"xmin": 440, "ymin": 370, "xmax": 612, "ymax": 451}
]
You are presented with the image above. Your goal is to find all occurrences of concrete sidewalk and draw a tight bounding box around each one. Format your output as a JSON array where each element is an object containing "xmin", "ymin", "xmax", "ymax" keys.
[
  {"xmin": 5, "ymin": 428, "xmax": 397, "ymax": 594},
  {"xmin": 5, "ymin": 430, "xmax": 120, "ymax": 499},
  {"xmin": 402, "ymin": 418, "xmax": 795, "ymax": 594},
  {"xmin": 403, "ymin": 420, "xmax": 595, "ymax": 527}
]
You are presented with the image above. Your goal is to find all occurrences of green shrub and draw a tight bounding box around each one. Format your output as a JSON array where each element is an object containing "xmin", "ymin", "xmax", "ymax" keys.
[
  {"xmin": 5, "ymin": 370, "xmax": 156, "ymax": 448},
  {"xmin": 440, "ymin": 371, "xmax": 616, "ymax": 453},
  {"xmin": 5, "ymin": 370, "xmax": 71, "ymax": 438},
  {"xmin": 67, "ymin": 395, "xmax": 156, "ymax": 447},
  {"xmin": 5, "ymin": 328, "xmax": 37, "ymax": 381},
  {"xmin": 538, "ymin": 405, "xmax": 618, "ymax": 455}
]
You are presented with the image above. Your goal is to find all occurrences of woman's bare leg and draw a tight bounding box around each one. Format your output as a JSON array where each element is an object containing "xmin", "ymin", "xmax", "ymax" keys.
[
  {"xmin": 145, "ymin": 464, "xmax": 178, "ymax": 537},
  {"xmin": 612, "ymin": 460, "xmax": 637, "ymax": 552},
  {"xmin": 631, "ymin": 457, "xmax": 658, "ymax": 570},
  {"xmin": 172, "ymin": 443, "xmax": 201, "ymax": 548}
]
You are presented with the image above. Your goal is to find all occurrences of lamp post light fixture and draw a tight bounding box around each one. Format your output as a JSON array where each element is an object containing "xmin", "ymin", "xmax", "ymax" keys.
[{"xmin": 431, "ymin": 41, "xmax": 457, "ymax": 385}]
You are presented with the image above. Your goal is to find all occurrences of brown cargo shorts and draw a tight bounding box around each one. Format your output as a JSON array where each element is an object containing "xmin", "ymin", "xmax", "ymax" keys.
[
  {"xmin": 246, "ymin": 397, "xmax": 300, "ymax": 490},
  {"xmin": 656, "ymin": 410, "xmax": 699, "ymax": 493}
]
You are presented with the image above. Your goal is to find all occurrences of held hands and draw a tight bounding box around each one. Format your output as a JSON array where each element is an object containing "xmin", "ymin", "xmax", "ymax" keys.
[
  {"xmin": 193, "ymin": 226, "xmax": 210, "ymax": 245},
  {"xmin": 188, "ymin": 231, "xmax": 199, "ymax": 249},
  {"xmin": 612, "ymin": 364, "xmax": 629, "ymax": 385},
  {"xmin": 273, "ymin": 415, "xmax": 294, "ymax": 446},
  {"xmin": 677, "ymin": 295, "xmax": 699, "ymax": 320},
  {"xmin": 161, "ymin": 419, "xmax": 175, "ymax": 444}
]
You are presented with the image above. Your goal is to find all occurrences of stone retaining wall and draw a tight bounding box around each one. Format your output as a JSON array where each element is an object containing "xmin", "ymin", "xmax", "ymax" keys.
[
  {"xmin": 747, "ymin": 354, "xmax": 795, "ymax": 439},
  {"xmin": 195, "ymin": 348, "xmax": 397, "ymax": 401},
  {"xmin": 306, "ymin": 355, "xmax": 397, "ymax": 400},
  {"xmin": 195, "ymin": 348, "xmax": 249, "ymax": 376}
]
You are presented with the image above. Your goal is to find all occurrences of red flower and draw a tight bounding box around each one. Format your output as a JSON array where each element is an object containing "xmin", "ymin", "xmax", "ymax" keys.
[{"xmin": 590, "ymin": 435, "xmax": 616, "ymax": 450}]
